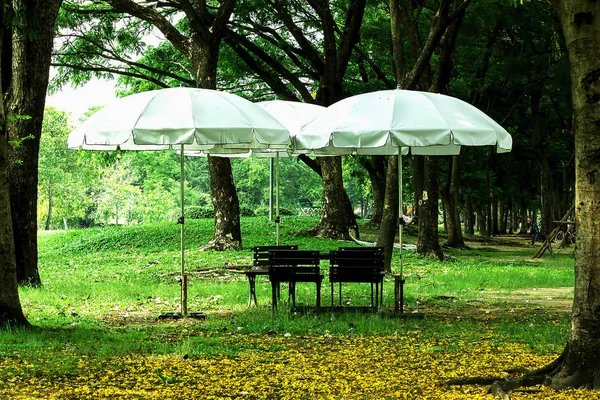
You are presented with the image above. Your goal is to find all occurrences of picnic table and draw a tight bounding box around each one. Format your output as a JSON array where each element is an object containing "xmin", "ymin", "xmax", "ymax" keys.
[{"xmin": 243, "ymin": 246, "xmax": 386, "ymax": 313}]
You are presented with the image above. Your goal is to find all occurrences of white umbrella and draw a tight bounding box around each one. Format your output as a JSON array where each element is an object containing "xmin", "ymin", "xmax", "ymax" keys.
[
  {"xmin": 68, "ymin": 87, "xmax": 290, "ymax": 317},
  {"xmin": 180, "ymin": 100, "xmax": 326, "ymax": 244},
  {"xmin": 257, "ymin": 101, "xmax": 325, "ymax": 243},
  {"xmin": 296, "ymin": 89, "xmax": 512, "ymax": 312}
]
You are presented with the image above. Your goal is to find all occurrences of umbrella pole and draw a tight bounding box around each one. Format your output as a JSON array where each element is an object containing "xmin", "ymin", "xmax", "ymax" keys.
[
  {"xmin": 275, "ymin": 153, "xmax": 280, "ymax": 245},
  {"xmin": 398, "ymin": 151, "xmax": 404, "ymax": 314},
  {"xmin": 180, "ymin": 144, "xmax": 187, "ymax": 317}
]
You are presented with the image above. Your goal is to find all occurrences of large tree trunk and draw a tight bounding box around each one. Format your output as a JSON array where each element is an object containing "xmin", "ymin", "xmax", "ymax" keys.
[
  {"xmin": 548, "ymin": 0, "xmax": 600, "ymax": 389},
  {"xmin": 190, "ymin": 35, "xmax": 242, "ymax": 251},
  {"xmin": 417, "ymin": 156, "xmax": 443, "ymax": 259},
  {"xmin": 6, "ymin": 0, "xmax": 62, "ymax": 286},
  {"xmin": 315, "ymin": 157, "xmax": 352, "ymax": 240},
  {"xmin": 206, "ymin": 156, "xmax": 242, "ymax": 250},
  {"xmin": 376, "ymin": 155, "xmax": 399, "ymax": 271},
  {"xmin": 0, "ymin": 0, "xmax": 30, "ymax": 327}
]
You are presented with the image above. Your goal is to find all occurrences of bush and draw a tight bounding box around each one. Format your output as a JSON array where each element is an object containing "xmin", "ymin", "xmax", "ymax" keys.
[
  {"xmin": 254, "ymin": 205, "xmax": 270, "ymax": 216},
  {"xmin": 240, "ymin": 206, "xmax": 255, "ymax": 217},
  {"xmin": 185, "ymin": 205, "xmax": 214, "ymax": 219}
]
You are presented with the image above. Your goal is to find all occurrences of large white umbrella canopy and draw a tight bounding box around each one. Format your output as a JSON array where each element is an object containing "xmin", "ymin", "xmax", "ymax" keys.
[
  {"xmin": 257, "ymin": 100, "xmax": 325, "ymax": 136},
  {"xmin": 255, "ymin": 100, "xmax": 326, "ymax": 244},
  {"xmin": 176, "ymin": 100, "xmax": 325, "ymax": 245},
  {"xmin": 295, "ymin": 89, "xmax": 512, "ymax": 155},
  {"xmin": 68, "ymin": 87, "xmax": 290, "ymax": 152},
  {"xmin": 296, "ymin": 89, "xmax": 512, "ymax": 313},
  {"xmin": 68, "ymin": 88, "xmax": 290, "ymax": 317}
]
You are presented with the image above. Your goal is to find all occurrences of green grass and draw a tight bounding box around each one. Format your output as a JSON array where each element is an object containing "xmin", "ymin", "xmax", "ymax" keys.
[{"xmin": 2, "ymin": 217, "xmax": 575, "ymax": 380}]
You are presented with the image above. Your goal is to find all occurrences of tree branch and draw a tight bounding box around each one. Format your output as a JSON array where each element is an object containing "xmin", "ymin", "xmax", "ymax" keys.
[{"xmin": 106, "ymin": 0, "xmax": 190, "ymax": 56}]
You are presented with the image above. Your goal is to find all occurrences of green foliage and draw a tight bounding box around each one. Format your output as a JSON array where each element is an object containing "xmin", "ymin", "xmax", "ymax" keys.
[{"xmin": 185, "ymin": 205, "xmax": 214, "ymax": 219}]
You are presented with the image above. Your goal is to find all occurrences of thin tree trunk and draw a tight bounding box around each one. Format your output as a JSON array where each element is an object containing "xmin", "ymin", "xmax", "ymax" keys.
[
  {"xmin": 519, "ymin": 197, "xmax": 529, "ymax": 234},
  {"xmin": 417, "ymin": 156, "xmax": 443, "ymax": 259},
  {"xmin": 444, "ymin": 155, "xmax": 466, "ymax": 248},
  {"xmin": 376, "ymin": 155, "xmax": 398, "ymax": 272},
  {"xmin": 362, "ymin": 155, "xmax": 386, "ymax": 227},
  {"xmin": 464, "ymin": 200, "xmax": 474, "ymax": 236},
  {"xmin": 45, "ymin": 185, "xmax": 52, "ymax": 231}
]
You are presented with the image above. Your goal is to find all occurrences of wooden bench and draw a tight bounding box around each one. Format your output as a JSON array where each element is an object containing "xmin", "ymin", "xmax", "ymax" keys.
[
  {"xmin": 244, "ymin": 245, "xmax": 297, "ymax": 307},
  {"xmin": 329, "ymin": 248, "xmax": 385, "ymax": 312},
  {"xmin": 268, "ymin": 250, "xmax": 323, "ymax": 312}
]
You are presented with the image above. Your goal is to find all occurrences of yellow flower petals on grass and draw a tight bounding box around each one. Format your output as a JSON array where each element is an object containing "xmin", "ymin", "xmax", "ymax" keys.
[{"xmin": 1, "ymin": 335, "xmax": 598, "ymax": 400}]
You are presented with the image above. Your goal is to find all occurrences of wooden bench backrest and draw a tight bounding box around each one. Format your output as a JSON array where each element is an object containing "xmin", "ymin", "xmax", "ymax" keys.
[
  {"xmin": 268, "ymin": 250, "xmax": 321, "ymax": 282},
  {"xmin": 329, "ymin": 249, "xmax": 384, "ymax": 283},
  {"xmin": 268, "ymin": 250, "xmax": 320, "ymax": 268},
  {"xmin": 253, "ymin": 245, "xmax": 298, "ymax": 267},
  {"xmin": 330, "ymin": 249, "xmax": 384, "ymax": 268}
]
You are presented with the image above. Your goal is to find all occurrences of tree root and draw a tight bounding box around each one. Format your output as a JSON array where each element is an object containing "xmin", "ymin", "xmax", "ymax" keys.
[{"xmin": 447, "ymin": 349, "xmax": 567, "ymax": 399}]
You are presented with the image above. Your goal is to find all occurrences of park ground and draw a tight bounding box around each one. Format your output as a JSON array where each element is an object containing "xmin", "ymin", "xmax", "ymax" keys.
[{"xmin": 1, "ymin": 217, "xmax": 597, "ymax": 399}]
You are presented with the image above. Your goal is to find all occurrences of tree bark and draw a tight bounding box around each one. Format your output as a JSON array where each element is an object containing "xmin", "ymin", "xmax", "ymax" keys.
[
  {"xmin": 189, "ymin": 30, "xmax": 242, "ymax": 250},
  {"xmin": 45, "ymin": 184, "xmax": 52, "ymax": 231},
  {"xmin": 417, "ymin": 156, "xmax": 443, "ymax": 259},
  {"xmin": 6, "ymin": 0, "xmax": 62, "ymax": 286},
  {"xmin": 548, "ymin": 0, "xmax": 600, "ymax": 390},
  {"xmin": 206, "ymin": 156, "xmax": 242, "ymax": 250},
  {"xmin": 0, "ymin": 0, "xmax": 30, "ymax": 327},
  {"xmin": 531, "ymin": 85, "xmax": 556, "ymax": 238},
  {"xmin": 361, "ymin": 155, "xmax": 386, "ymax": 226},
  {"xmin": 443, "ymin": 155, "xmax": 467, "ymax": 248},
  {"xmin": 376, "ymin": 156, "xmax": 399, "ymax": 271},
  {"xmin": 315, "ymin": 157, "xmax": 352, "ymax": 240},
  {"xmin": 519, "ymin": 197, "xmax": 529, "ymax": 234},
  {"xmin": 107, "ymin": 0, "xmax": 241, "ymax": 250},
  {"xmin": 464, "ymin": 200, "xmax": 474, "ymax": 236}
]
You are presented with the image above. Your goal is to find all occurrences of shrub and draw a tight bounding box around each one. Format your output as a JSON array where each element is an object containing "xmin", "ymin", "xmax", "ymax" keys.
[
  {"xmin": 185, "ymin": 205, "xmax": 214, "ymax": 219},
  {"xmin": 240, "ymin": 206, "xmax": 255, "ymax": 217}
]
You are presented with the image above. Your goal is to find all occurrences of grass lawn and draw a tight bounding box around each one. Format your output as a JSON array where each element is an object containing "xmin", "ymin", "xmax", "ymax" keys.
[{"xmin": 2, "ymin": 217, "xmax": 595, "ymax": 399}]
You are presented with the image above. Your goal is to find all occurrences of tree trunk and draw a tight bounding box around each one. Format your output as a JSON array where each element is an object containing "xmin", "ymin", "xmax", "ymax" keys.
[
  {"xmin": 376, "ymin": 156, "xmax": 399, "ymax": 272},
  {"xmin": 45, "ymin": 184, "xmax": 52, "ymax": 231},
  {"xmin": 547, "ymin": 0, "xmax": 600, "ymax": 389},
  {"xmin": 417, "ymin": 156, "xmax": 443, "ymax": 259},
  {"xmin": 464, "ymin": 200, "xmax": 474, "ymax": 236},
  {"xmin": 6, "ymin": 0, "xmax": 61, "ymax": 286},
  {"xmin": 498, "ymin": 198, "xmax": 506, "ymax": 234},
  {"xmin": 444, "ymin": 155, "xmax": 467, "ymax": 248},
  {"xmin": 205, "ymin": 156, "xmax": 242, "ymax": 250},
  {"xmin": 519, "ymin": 197, "xmax": 529, "ymax": 234},
  {"xmin": 0, "ymin": 0, "xmax": 30, "ymax": 327},
  {"xmin": 531, "ymin": 85, "xmax": 556, "ymax": 239},
  {"xmin": 315, "ymin": 157, "xmax": 351, "ymax": 240},
  {"xmin": 363, "ymin": 155, "xmax": 386, "ymax": 226},
  {"xmin": 189, "ymin": 24, "xmax": 242, "ymax": 250}
]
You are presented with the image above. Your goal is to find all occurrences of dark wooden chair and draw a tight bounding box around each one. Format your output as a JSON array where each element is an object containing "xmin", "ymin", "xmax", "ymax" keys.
[
  {"xmin": 329, "ymin": 248, "xmax": 385, "ymax": 312},
  {"xmin": 268, "ymin": 250, "xmax": 323, "ymax": 312},
  {"xmin": 244, "ymin": 245, "xmax": 297, "ymax": 306}
]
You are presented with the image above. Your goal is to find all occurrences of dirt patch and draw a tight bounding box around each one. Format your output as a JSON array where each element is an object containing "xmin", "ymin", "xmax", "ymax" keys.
[{"xmin": 484, "ymin": 287, "xmax": 573, "ymax": 310}]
